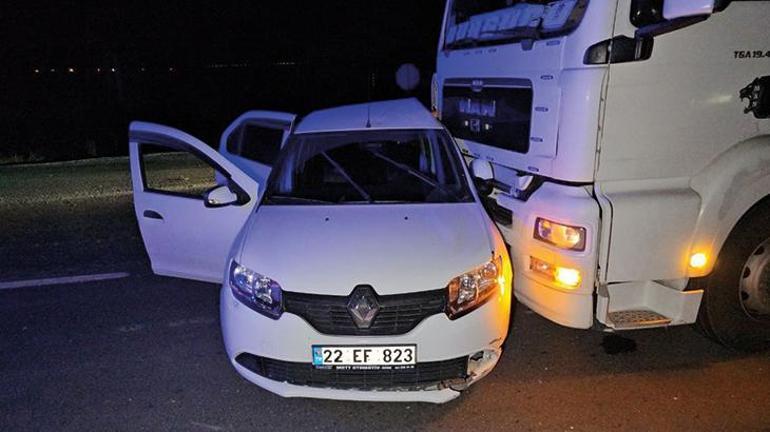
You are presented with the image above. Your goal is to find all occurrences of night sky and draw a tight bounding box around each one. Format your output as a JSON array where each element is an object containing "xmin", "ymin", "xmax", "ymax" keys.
[{"xmin": 1, "ymin": 0, "xmax": 446, "ymax": 161}]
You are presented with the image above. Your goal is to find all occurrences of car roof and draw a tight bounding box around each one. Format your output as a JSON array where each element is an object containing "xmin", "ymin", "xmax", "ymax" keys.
[{"xmin": 293, "ymin": 98, "xmax": 443, "ymax": 134}]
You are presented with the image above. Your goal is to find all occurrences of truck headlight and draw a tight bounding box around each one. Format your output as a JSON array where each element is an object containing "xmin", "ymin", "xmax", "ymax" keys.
[
  {"xmin": 534, "ymin": 217, "xmax": 587, "ymax": 251},
  {"xmin": 446, "ymin": 255, "xmax": 504, "ymax": 319},
  {"xmin": 229, "ymin": 261, "xmax": 283, "ymax": 319}
]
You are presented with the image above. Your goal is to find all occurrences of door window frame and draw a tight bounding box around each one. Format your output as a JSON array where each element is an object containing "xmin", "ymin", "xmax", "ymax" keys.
[{"xmin": 134, "ymin": 130, "xmax": 244, "ymax": 202}]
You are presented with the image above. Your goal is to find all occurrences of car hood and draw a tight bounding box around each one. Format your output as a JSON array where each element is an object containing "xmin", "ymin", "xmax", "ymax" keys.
[{"xmin": 237, "ymin": 203, "xmax": 493, "ymax": 296}]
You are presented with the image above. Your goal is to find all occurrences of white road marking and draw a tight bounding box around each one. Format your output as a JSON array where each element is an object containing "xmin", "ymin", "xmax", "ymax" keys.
[{"xmin": 0, "ymin": 272, "xmax": 131, "ymax": 290}]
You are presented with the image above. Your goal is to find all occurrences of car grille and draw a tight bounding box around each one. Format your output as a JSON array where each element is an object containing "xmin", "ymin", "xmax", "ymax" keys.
[
  {"xmin": 283, "ymin": 288, "xmax": 447, "ymax": 336},
  {"xmin": 235, "ymin": 353, "xmax": 468, "ymax": 390}
]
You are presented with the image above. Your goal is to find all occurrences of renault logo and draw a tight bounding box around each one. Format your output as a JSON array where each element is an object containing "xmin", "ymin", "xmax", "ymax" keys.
[{"xmin": 347, "ymin": 286, "xmax": 380, "ymax": 329}]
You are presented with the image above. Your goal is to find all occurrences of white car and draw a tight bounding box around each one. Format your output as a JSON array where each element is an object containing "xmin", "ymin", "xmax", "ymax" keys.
[{"xmin": 129, "ymin": 99, "xmax": 512, "ymax": 403}]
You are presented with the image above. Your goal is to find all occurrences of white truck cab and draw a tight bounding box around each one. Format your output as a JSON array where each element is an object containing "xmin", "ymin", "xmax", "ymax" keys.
[{"xmin": 435, "ymin": 0, "xmax": 770, "ymax": 350}]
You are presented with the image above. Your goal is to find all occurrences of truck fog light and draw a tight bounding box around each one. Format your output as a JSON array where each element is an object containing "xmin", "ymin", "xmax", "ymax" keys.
[
  {"xmin": 555, "ymin": 267, "xmax": 581, "ymax": 287},
  {"xmin": 530, "ymin": 257, "xmax": 581, "ymax": 288}
]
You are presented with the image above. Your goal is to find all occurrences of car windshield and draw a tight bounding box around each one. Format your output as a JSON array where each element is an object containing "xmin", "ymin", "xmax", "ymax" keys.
[
  {"xmin": 444, "ymin": 0, "xmax": 588, "ymax": 50},
  {"xmin": 263, "ymin": 129, "xmax": 474, "ymax": 205}
]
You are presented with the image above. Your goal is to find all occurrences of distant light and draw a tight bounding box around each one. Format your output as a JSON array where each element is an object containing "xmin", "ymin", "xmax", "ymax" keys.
[
  {"xmin": 97, "ymin": 67, "xmax": 102, "ymax": 73},
  {"xmin": 111, "ymin": 67, "xmax": 116, "ymax": 73},
  {"xmin": 34, "ymin": 68, "xmax": 40, "ymax": 74},
  {"xmin": 68, "ymin": 67, "xmax": 75, "ymax": 73},
  {"xmin": 140, "ymin": 67, "xmax": 146, "ymax": 72},
  {"xmin": 50, "ymin": 68, "xmax": 56, "ymax": 72},
  {"xmin": 168, "ymin": 66, "xmax": 175, "ymax": 72}
]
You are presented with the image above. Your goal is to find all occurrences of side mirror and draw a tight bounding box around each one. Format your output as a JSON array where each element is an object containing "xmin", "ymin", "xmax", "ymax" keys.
[
  {"xmin": 204, "ymin": 184, "xmax": 240, "ymax": 208},
  {"xmin": 470, "ymin": 159, "xmax": 494, "ymax": 197},
  {"xmin": 663, "ymin": 0, "xmax": 714, "ymax": 20}
]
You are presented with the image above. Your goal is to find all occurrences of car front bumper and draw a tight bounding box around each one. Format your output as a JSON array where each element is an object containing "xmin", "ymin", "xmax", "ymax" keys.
[{"xmin": 220, "ymin": 283, "xmax": 511, "ymax": 403}]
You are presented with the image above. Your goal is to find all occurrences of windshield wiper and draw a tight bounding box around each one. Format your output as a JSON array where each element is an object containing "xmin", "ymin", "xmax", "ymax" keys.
[
  {"xmin": 263, "ymin": 195, "xmax": 335, "ymax": 205},
  {"xmin": 320, "ymin": 152, "xmax": 373, "ymax": 203},
  {"xmin": 365, "ymin": 149, "xmax": 462, "ymax": 202}
]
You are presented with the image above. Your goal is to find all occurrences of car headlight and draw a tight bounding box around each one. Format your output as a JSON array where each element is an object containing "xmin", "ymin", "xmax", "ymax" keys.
[
  {"xmin": 446, "ymin": 255, "xmax": 504, "ymax": 319},
  {"xmin": 229, "ymin": 261, "xmax": 283, "ymax": 319},
  {"xmin": 534, "ymin": 217, "xmax": 587, "ymax": 251}
]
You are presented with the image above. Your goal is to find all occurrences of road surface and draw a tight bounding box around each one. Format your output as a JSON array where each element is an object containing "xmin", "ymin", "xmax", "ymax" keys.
[{"xmin": 1, "ymin": 159, "xmax": 768, "ymax": 431}]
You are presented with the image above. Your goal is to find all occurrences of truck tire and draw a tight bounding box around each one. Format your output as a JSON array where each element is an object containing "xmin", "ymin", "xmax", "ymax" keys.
[{"xmin": 693, "ymin": 201, "xmax": 770, "ymax": 352}]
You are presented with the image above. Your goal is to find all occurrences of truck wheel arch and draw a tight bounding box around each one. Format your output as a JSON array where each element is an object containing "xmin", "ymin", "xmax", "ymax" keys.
[{"xmin": 689, "ymin": 135, "xmax": 770, "ymax": 278}]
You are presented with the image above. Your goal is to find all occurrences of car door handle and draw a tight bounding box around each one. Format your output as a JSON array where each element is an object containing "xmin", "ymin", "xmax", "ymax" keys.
[{"xmin": 143, "ymin": 210, "xmax": 164, "ymax": 220}]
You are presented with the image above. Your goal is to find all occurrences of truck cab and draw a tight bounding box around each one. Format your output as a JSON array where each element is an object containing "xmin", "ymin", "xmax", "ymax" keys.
[{"xmin": 435, "ymin": 0, "xmax": 770, "ymax": 350}]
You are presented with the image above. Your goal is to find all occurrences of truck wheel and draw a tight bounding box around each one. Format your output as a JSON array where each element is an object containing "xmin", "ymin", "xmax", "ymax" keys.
[{"xmin": 693, "ymin": 202, "xmax": 770, "ymax": 352}]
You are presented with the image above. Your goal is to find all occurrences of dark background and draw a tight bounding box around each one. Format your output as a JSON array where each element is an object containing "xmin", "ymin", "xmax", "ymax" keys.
[{"xmin": 0, "ymin": 0, "xmax": 446, "ymax": 163}]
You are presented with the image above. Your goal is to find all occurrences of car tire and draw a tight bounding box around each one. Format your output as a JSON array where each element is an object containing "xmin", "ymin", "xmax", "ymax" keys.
[{"xmin": 693, "ymin": 201, "xmax": 770, "ymax": 352}]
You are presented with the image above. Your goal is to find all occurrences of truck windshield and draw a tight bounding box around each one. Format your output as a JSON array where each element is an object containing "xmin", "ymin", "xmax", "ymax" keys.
[
  {"xmin": 445, "ymin": 0, "xmax": 587, "ymax": 50},
  {"xmin": 263, "ymin": 129, "xmax": 474, "ymax": 205}
]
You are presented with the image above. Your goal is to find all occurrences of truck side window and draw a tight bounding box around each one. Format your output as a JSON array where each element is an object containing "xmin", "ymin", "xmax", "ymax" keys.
[
  {"xmin": 226, "ymin": 123, "xmax": 284, "ymax": 166},
  {"xmin": 140, "ymin": 143, "xmax": 220, "ymax": 199}
]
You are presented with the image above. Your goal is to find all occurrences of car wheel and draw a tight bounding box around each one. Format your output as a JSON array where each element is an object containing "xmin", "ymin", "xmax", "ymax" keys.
[{"xmin": 693, "ymin": 202, "xmax": 770, "ymax": 352}]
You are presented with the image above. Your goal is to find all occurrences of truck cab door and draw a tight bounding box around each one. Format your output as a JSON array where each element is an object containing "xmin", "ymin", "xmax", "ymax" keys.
[
  {"xmin": 218, "ymin": 111, "xmax": 296, "ymax": 187},
  {"xmin": 129, "ymin": 121, "xmax": 259, "ymax": 283}
]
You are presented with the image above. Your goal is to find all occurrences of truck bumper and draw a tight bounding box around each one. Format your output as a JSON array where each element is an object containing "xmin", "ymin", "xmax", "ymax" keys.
[{"xmin": 497, "ymin": 182, "xmax": 601, "ymax": 329}]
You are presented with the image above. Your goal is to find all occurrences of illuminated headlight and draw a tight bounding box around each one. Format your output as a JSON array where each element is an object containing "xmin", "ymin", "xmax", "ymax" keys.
[
  {"xmin": 446, "ymin": 255, "xmax": 505, "ymax": 319},
  {"xmin": 530, "ymin": 256, "xmax": 581, "ymax": 288},
  {"xmin": 229, "ymin": 261, "xmax": 283, "ymax": 319},
  {"xmin": 534, "ymin": 217, "xmax": 587, "ymax": 251}
]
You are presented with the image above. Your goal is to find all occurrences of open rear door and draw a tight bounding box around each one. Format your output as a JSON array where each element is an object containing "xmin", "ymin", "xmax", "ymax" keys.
[
  {"xmin": 219, "ymin": 111, "xmax": 296, "ymax": 187},
  {"xmin": 129, "ymin": 122, "xmax": 259, "ymax": 283}
]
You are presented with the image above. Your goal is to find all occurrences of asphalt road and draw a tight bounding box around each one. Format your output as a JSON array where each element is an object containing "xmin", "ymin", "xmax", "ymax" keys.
[{"xmin": 1, "ymin": 159, "xmax": 769, "ymax": 431}]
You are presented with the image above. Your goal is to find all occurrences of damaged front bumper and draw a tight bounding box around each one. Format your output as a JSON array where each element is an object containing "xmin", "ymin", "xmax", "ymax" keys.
[
  {"xmin": 232, "ymin": 348, "xmax": 502, "ymax": 403},
  {"xmin": 220, "ymin": 285, "xmax": 510, "ymax": 403}
]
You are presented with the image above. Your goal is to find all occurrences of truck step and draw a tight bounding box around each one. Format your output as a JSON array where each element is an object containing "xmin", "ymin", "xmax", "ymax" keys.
[{"xmin": 607, "ymin": 310, "xmax": 672, "ymax": 330}]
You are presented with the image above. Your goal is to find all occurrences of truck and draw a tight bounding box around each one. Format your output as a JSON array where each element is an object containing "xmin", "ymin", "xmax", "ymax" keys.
[{"xmin": 433, "ymin": 0, "xmax": 770, "ymax": 350}]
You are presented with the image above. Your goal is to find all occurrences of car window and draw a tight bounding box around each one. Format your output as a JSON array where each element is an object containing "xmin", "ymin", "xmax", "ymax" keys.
[
  {"xmin": 263, "ymin": 129, "xmax": 474, "ymax": 205},
  {"xmin": 226, "ymin": 123, "xmax": 284, "ymax": 166},
  {"xmin": 140, "ymin": 143, "xmax": 221, "ymax": 199}
]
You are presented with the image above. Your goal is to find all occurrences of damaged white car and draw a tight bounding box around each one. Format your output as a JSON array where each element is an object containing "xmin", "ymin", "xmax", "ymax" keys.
[{"xmin": 128, "ymin": 99, "xmax": 512, "ymax": 403}]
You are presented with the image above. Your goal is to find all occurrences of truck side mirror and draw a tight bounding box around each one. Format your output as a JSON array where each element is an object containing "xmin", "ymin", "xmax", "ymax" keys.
[
  {"xmin": 470, "ymin": 159, "xmax": 494, "ymax": 197},
  {"xmin": 663, "ymin": 0, "xmax": 714, "ymax": 20}
]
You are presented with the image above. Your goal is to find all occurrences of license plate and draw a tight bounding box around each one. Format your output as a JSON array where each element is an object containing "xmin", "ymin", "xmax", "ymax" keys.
[{"xmin": 312, "ymin": 345, "xmax": 416, "ymax": 369}]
